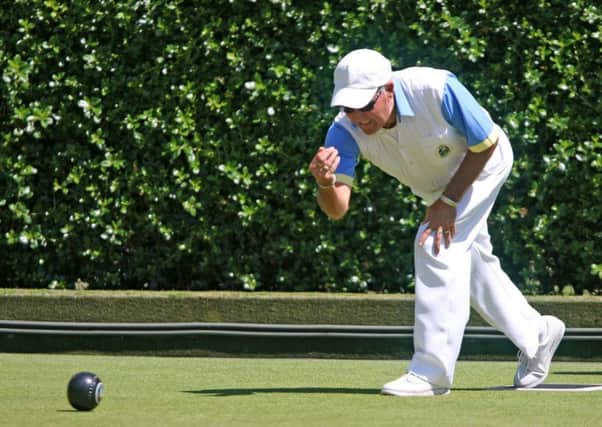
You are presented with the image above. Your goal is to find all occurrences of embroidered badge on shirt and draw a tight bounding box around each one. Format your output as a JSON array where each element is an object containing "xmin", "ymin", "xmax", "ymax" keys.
[{"xmin": 437, "ymin": 145, "xmax": 451, "ymax": 158}]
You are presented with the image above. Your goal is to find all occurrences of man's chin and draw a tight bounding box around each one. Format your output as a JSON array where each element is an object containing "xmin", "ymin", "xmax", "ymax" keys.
[
  {"xmin": 361, "ymin": 126, "xmax": 379, "ymax": 135},
  {"xmin": 356, "ymin": 122, "xmax": 376, "ymax": 134}
]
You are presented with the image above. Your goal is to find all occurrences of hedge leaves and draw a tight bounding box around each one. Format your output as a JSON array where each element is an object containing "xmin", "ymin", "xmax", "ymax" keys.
[{"xmin": 1, "ymin": 1, "xmax": 600, "ymax": 294}]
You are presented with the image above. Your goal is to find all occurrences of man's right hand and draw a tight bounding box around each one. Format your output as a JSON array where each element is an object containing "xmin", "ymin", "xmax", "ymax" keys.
[
  {"xmin": 308, "ymin": 146, "xmax": 350, "ymax": 220},
  {"xmin": 309, "ymin": 146, "xmax": 340, "ymax": 187}
]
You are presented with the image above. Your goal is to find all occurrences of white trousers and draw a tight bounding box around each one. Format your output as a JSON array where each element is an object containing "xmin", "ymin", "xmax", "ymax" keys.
[{"xmin": 408, "ymin": 130, "xmax": 542, "ymax": 388}]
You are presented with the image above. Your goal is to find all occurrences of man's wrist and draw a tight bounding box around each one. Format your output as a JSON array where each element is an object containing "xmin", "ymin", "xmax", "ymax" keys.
[
  {"xmin": 317, "ymin": 174, "xmax": 336, "ymax": 189},
  {"xmin": 439, "ymin": 194, "xmax": 458, "ymax": 208}
]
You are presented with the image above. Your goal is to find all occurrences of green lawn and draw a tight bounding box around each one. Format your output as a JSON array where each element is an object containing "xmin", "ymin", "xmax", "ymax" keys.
[{"xmin": 1, "ymin": 353, "xmax": 601, "ymax": 426}]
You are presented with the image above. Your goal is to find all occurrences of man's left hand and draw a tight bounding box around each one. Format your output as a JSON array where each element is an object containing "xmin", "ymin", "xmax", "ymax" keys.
[{"xmin": 418, "ymin": 200, "xmax": 457, "ymax": 256}]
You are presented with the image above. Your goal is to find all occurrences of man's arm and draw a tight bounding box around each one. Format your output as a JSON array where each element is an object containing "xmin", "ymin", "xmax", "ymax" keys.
[
  {"xmin": 309, "ymin": 146, "xmax": 352, "ymax": 220},
  {"xmin": 420, "ymin": 73, "xmax": 501, "ymax": 254},
  {"xmin": 317, "ymin": 182, "xmax": 351, "ymax": 220},
  {"xmin": 442, "ymin": 141, "xmax": 497, "ymax": 204},
  {"xmin": 418, "ymin": 142, "xmax": 498, "ymax": 254}
]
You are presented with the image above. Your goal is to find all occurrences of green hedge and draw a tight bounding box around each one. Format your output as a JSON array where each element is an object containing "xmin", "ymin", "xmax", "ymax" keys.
[{"xmin": 1, "ymin": 1, "xmax": 601, "ymax": 293}]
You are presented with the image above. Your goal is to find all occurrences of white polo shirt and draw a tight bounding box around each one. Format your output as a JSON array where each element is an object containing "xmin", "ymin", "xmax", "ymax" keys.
[{"xmin": 325, "ymin": 67, "xmax": 500, "ymax": 206}]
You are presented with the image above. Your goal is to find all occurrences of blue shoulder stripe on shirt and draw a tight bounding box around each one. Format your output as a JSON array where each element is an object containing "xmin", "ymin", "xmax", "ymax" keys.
[
  {"xmin": 441, "ymin": 74, "xmax": 497, "ymax": 151},
  {"xmin": 324, "ymin": 121, "xmax": 359, "ymax": 179}
]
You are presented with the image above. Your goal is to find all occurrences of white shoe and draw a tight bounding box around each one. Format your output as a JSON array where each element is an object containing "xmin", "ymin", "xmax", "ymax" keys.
[
  {"xmin": 514, "ymin": 315, "xmax": 565, "ymax": 388},
  {"xmin": 381, "ymin": 372, "xmax": 450, "ymax": 397}
]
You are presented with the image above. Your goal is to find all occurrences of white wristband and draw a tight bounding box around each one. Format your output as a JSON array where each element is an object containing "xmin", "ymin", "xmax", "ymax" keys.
[
  {"xmin": 318, "ymin": 174, "xmax": 336, "ymax": 189},
  {"xmin": 439, "ymin": 194, "xmax": 457, "ymax": 208}
]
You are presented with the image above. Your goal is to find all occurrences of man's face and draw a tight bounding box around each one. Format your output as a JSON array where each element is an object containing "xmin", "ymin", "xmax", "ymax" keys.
[{"xmin": 344, "ymin": 84, "xmax": 395, "ymax": 135}]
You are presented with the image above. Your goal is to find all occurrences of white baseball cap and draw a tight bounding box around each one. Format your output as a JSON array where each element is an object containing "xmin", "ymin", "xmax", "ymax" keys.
[{"xmin": 330, "ymin": 49, "xmax": 392, "ymax": 109}]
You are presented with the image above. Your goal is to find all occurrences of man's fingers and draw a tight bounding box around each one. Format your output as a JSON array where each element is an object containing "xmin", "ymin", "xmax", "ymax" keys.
[
  {"xmin": 419, "ymin": 225, "xmax": 455, "ymax": 254},
  {"xmin": 444, "ymin": 229, "xmax": 452, "ymax": 249},
  {"xmin": 433, "ymin": 226, "xmax": 443, "ymax": 255},
  {"xmin": 418, "ymin": 227, "xmax": 431, "ymax": 247},
  {"xmin": 312, "ymin": 148, "xmax": 338, "ymax": 171},
  {"xmin": 331, "ymin": 156, "xmax": 341, "ymax": 172},
  {"xmin": 322, "ymin": 149, "xmax": 339, "ymax": 169}
]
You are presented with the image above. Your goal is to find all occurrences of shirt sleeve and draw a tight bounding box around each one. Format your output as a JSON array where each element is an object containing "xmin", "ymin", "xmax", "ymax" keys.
[
  {"xmin": 441, "ymin": 74, "xmax": 499, "ymax": 152},
  {"xmin": 324, "ymin": 121, "xmax": 359, "ymax": 186}
]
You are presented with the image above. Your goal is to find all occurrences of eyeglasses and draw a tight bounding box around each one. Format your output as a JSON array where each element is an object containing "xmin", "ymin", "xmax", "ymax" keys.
[{"xmin": 342, "ymin": 87, "xmax": 384, "ymax": 114}]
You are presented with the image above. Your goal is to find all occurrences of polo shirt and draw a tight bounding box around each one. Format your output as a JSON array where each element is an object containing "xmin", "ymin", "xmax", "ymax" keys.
[{"xmin": 324, "ymin": 67, "xmax": 500, "ymax": 206}]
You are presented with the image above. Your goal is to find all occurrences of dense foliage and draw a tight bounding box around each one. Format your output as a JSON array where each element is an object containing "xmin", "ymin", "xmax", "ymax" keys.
[{"xmin": 1, "ymin": 0, "xmax": 600, "ymax": 293}]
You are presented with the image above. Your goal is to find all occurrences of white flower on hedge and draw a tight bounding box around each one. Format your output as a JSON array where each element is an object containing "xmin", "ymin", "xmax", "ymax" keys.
[
  {"xmin": 244, "ymin": 81, "xmax": 256, "ymax": 90},
  {"xmin": 78, "ymin": 99, "xmax": 90, "ymax": 111},
  {"xmin": 26, "ymin": 121, "xmax": 35, "ymax": 134},
  {"xmin": 267, "ymin": 106, "xmax": 275, "ymax": 116},
  {"xmin": 327, "ymin": 45, "xmax": 339, "ymax": 53}
]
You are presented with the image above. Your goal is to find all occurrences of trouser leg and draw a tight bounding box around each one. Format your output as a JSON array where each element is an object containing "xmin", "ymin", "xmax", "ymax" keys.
[
  {"xmin": 410, "ymin": 236, "xmax": 471, "ymax": 387},
  {"xmin": 408, "ymin": 130, "xmax": 541, "ymax": 387},
  {"xmin": 469, "ymin": 225, "xmax": 541, "ymax": 358}
]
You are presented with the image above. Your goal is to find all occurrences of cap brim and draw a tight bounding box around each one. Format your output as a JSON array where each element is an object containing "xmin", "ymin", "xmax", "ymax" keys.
[{"xmin": 330, "ymin": 86, "xmax": 377, "ymax": 109}]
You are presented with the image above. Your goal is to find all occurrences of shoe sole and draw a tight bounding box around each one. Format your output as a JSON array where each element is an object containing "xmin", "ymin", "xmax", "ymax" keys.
[
  {"xmin": 515, "ymin": 316, "xmax": 566, "ymax": 389},
  {"xmin": 380, "ymin": 388, "xmax": 450, "ymax": 397}
]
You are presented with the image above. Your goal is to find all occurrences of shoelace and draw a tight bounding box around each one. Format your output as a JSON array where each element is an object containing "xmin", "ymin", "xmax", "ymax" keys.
[{"xmin": 401, "ymin": 372, "xmax": 421, "ymax": 384}]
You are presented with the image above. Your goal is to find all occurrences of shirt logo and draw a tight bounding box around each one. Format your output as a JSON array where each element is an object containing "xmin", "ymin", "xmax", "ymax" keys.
[{"xmin": 437, "ymin": 145, "xmax": 451, "ymax": 158}]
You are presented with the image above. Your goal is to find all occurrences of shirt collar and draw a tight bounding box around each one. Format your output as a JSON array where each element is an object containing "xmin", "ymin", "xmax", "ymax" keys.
[{"xmin": 393, "ymin": 78, "xmax": 415, "ymax": 118}]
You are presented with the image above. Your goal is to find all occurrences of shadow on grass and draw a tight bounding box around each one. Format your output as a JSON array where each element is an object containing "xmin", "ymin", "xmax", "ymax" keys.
[
  {"xmin": 184, "ymin": 384, "xmax": 602, "ymax": 397},
  {"xmin": 183, "ymin": 387, "xmax": 379, "ymax": 397},
  {"xmin": 184, "ymin": 386, "xmax": 538, "ymax": 396},
  {"xmin": 451, "ymin": 387, "xmax": 509, "ymax": 392}
]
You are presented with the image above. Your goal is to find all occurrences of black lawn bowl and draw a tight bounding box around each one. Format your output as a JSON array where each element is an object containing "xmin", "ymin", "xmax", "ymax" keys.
[{"xmin": 67, "ymin": 371, "xmax": 104, "ymax": 411}]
